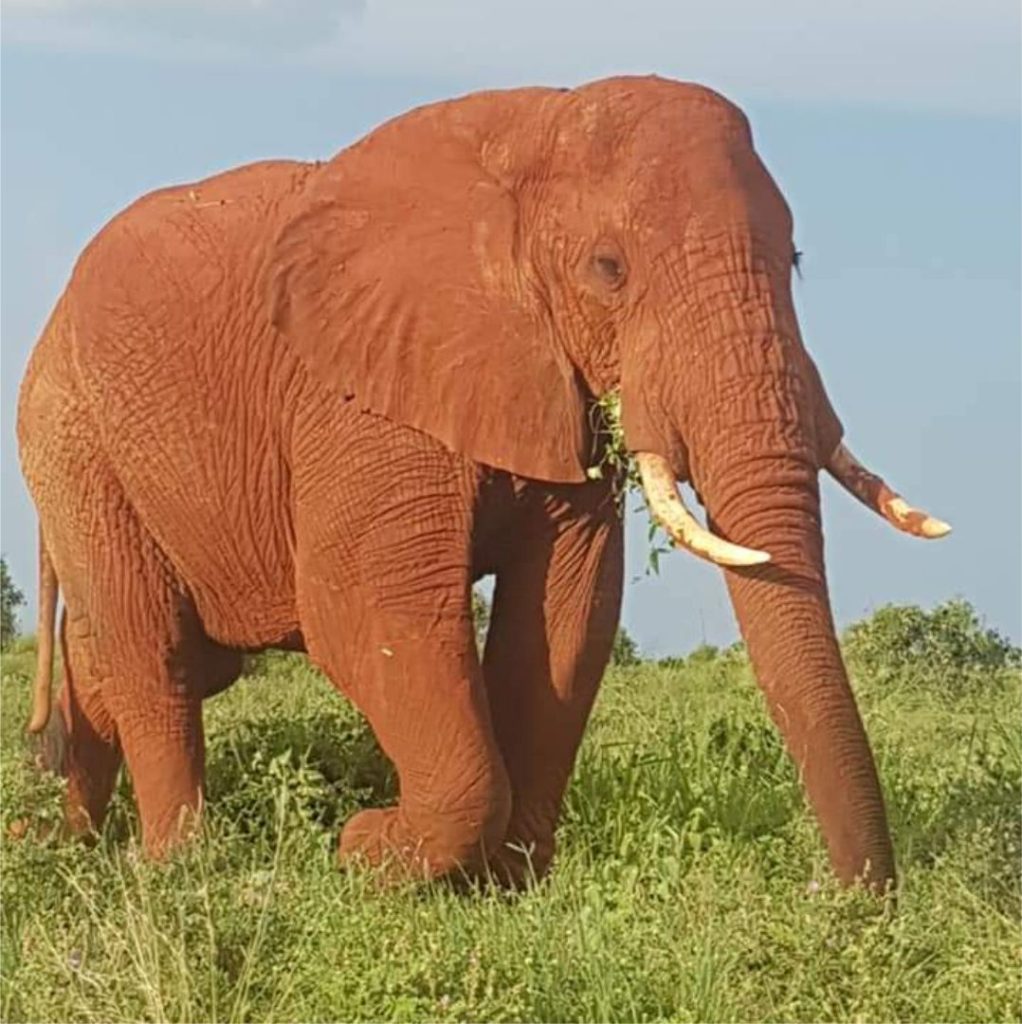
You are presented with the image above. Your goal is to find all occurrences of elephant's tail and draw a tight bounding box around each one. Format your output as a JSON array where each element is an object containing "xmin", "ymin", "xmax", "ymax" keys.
[{"xmin": 26, "ymin": 528, "xmax": 58, "ymax": 734}]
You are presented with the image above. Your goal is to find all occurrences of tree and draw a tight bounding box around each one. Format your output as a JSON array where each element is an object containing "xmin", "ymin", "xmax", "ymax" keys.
[
  {"xmin": 0, "ymin": 557, "xmax": 25, "ymax": 650},
  {"xmin": 610, "ymin": 626, "xmax": 640, "ymax": 666}
]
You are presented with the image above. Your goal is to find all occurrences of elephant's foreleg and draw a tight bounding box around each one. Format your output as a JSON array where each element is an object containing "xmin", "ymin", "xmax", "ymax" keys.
[
  {"xmin": 295, "ymin": 417, "xmax": 511, "ymax": 883},
  {"xmin": 339, "ymin": 630, "xmax": 511, "ymax": 880},
  {"xmin": 483, "ymin": 479, "xmax": 623, "ymax": 885},
  {"xmin": 301, "ymin": 579, "xmax": 512, "ymax": 882}
]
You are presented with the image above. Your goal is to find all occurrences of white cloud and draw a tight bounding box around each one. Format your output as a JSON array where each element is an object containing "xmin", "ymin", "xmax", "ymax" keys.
[{"xmin": 3, "ymin": 0, "xmax": 1019, "ymax": 113}]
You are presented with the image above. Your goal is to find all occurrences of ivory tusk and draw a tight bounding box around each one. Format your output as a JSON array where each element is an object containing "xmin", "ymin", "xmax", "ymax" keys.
[
  {"xmin": 826, "ymin": 442, "xmax": 951, "ymax": 540},
  {"xmin": 636, "ymin": 452, "xmax": 771, "ymax": 568}
]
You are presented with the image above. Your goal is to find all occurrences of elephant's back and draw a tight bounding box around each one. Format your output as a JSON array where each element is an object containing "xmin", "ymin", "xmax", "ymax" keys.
[
  {"xmin": 62, "ymin": 160, "xmax": 317, "ymax": 647},
  {"xmin": 68, "ymin": 159, "xmax": 316, "ymax": 336}
]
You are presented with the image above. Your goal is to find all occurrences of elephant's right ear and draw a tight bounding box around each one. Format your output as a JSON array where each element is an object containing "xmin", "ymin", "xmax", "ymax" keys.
[{"xmin": 266, "ymin": 117, "xmax": 591, "ymax": 483}]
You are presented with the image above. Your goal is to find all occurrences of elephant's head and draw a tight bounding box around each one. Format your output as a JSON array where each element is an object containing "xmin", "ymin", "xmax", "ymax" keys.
[{"xmin": 267, "ymin": 75, "xmax": 949, "ymax": 890}]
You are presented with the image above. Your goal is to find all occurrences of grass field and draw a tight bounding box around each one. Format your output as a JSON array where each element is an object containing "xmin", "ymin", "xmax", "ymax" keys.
[{"xmin": 1, "ymin": 633, "xmax": 1019, "ymax": 1022}]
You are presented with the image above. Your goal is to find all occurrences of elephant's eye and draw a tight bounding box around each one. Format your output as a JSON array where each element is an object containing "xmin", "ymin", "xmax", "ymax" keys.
[{"xmin": 593, "ymin": 250, "xmax": 626, "ymax": 288}]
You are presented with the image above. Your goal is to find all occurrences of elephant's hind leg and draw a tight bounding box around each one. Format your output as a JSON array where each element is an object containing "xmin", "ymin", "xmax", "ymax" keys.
[
  {"xmin": 38, "ymin": 610, "xmax": 123, "ymax": 840},
  {"xmin": 94, "ymin": 534, "xmax": 210, "ymax": 858},
  {"xmin": 45, "ymin": 465, "xmax": 210, "ymax": 857}
]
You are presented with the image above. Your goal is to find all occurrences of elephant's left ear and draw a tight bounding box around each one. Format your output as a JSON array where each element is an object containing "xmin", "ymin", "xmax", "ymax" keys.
[{"xmin": 265, "ymin": 119, "xmax": 590, "ymax": 483}]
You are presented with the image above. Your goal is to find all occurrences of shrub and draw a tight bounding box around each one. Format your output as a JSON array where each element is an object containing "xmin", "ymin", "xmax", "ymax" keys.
[
  {"xmin": 241, "ymin": 648, "xmax": 311, "ymax": 679},
  {"xmin": 686, "ymin": 643, "xmax": 720, "ymax": 666},
  {"xmin": 721, "ymin": 640, "xmax": 747, "ymax": 664},
  {"xmin": 684, "ymin": 641, "xmax": 749, "ymax": 687},
  {"xmin": 659, "ymin": 642, "xmax": 749, "ymax": 678},
  {"xmin": 472, "ymin": 587, "xmax": 491, "ymax": 649},
  {"xmin": 842, "ymin": 598, "xmax": 1020, "ymax": 694},
  {"xmin": 1, "ymin": 557, "xmax": 25, "ymax": 651},
  {"xmin": 610, "ymin": 626, "xmax": 640, "ymax": 666},
  {"xmin": 7, "ymin": 634, "xmax": 37, "ymax": 657}
]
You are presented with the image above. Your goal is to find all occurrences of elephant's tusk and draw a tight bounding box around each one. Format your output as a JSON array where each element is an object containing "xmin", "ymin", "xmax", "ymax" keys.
[
  {"xmin": 636, "ymin": 452, "xmax": 771, "ymax": 568},
  {"xmin": 826, "ymin": 442, "xmax": 951, "ymax": 539}
]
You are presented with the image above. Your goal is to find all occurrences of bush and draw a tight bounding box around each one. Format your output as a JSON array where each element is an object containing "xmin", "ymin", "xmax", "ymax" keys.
[
  {"xmin": 1, "ymin": 557, "xmax": 25, "ymax": 651},
  {"xmin": 610, "ymin": 626, "xmax": 640, "ymax": 666},
  {"xmin": 660, "ymin": 641, "xmax": 749, "ymax": 687},
  {"xmin": 842, "ymin": 598, "xmax": 1020, "ymax": 693},
  {"xmin": 686, "ymin": 643, "xmax": 719, "ymax": 666},
  {"xmin": 472, "ymin": 587, "xmax": 491, "ymax": 649}
]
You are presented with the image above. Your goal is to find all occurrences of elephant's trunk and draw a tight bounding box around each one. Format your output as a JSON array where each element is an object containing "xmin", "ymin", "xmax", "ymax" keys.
[
  {"xmin": 625, "ymin": 245, "xmax": 900, "ymax": 889},
  {"xmin": 706, "ymin": 449, "xmax": 896, "ymax": 891}
]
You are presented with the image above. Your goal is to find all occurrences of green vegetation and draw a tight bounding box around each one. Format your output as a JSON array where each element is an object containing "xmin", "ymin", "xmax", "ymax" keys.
[
  {"xmin": 843, "ymin": 598, "xmax": 1020, "ymax": 695},
  {"xmin": 585, "ymin": 390, "xmax": 636, "ymax": 495},
  {"xmin": 1, "ymin": 604, "xmax": 1019, "ymax": 1022},
  {"xmin": 471, "ymin": 588, "xmax": 491, "ymax": 651},
  {"xmin": 610, "ymin": 626, "xmax": 641, "ymax": 667},
  {"xmin": 0, "ymin": 558, "xmax": 25, "ymax": 652},
  {"xmin": 586, "ymin": 391, "xmax": 674, "ymax": 574}
]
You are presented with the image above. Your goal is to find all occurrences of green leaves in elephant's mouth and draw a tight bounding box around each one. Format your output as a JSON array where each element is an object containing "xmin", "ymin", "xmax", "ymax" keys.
[
  {"xmin": 586, "ymin": 392, "xmax": 672, "ymax": 574},
  {"xmin": 585, "ymin": 391, "xmax": 633, "ymax": 493}
]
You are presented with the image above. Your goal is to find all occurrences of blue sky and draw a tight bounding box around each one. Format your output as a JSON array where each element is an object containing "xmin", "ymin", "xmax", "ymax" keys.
[{"xmin": 2, "ymin": 1, "xmax": 1020, "ymax": 655}]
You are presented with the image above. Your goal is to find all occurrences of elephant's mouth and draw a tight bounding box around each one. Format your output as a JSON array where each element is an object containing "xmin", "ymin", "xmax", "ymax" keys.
[{"xmin": 635, "ymin": 443, "xmax": 950, "ymax": 568}]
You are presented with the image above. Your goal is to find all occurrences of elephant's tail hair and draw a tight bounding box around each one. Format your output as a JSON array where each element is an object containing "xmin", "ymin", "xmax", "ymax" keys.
[{"xmin": 26, "ymin": 528, "xmax": 58, "ymax": 734}]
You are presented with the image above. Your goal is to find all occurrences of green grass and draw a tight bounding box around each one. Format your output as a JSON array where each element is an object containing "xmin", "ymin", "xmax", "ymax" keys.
[{"xmin": 1, "ymin": 644, "xmax": 1019, "ymax": 1022}]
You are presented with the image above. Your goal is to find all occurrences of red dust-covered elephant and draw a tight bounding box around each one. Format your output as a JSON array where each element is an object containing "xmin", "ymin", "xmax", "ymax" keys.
[{"xmin": 18, "ymin": 75, "xmax": 949, "ymax": 891}]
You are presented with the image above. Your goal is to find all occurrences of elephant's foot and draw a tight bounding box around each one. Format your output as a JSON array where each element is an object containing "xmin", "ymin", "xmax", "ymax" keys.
[
  {"xmin": 491, "ymin": 845, "xmax": 554, "ymax": 889},
  {"xmin": 6, "ymin": 806, "xmax": 94, "ymax": 847},
  {"xmin": 338, "ymin": 805, "xmax": 510, "ymax": 886},
  {"xmin": 6, "ymin": 815, "xmax": 64, "ymax": 845},
  {"xmin": 338, "ymin": 808, "xmax": 420, "ymax": 884},
  {"xmin": 140, "ymin": 801, "xmax": 204, "ymax": 860},
  {"xmin": 18, "ymin": 688, "xmax": 123, "ymax": 848},
  {"xmin": 481, "ymin": 824, "xmax": 555, "ymax": 890},
  {"xmin": 114, "ymin": 691, "xmax": 205, "ymax": 861},
  {"xmin": 8, "ymin": 717, "xmax": 113, "ymax": 849}
]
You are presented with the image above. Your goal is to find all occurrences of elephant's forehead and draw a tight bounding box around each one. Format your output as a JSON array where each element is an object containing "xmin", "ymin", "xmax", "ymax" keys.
[
  {"xmin": 546, "ymin": 76, "xmax": 758, "ymax": 196},
  {"xmin": 572, "ymin": 75, "xmax": 751, "ymax": 140}
]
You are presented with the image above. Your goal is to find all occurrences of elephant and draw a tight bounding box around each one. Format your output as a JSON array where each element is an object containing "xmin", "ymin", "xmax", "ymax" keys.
[{"xmin": 17, "ymin": 75, "xmax": 949, "ymax": 891}]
